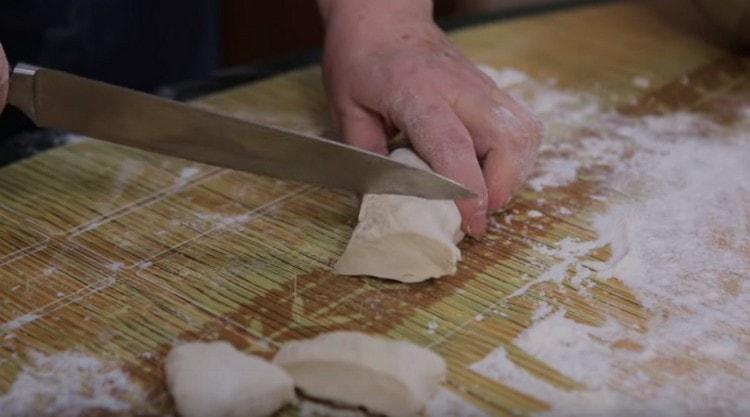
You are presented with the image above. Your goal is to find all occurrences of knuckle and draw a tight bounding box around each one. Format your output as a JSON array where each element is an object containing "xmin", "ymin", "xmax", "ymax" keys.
[
  {"xmin": 527, "ymin": 119, "xmax": 544, "ymax": 148},
  {"xmin": 419, "ymin": 132, "xmax": 473, "ymax": 157}
]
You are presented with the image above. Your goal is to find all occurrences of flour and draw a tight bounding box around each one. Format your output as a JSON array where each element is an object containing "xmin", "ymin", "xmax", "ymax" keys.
[
  {"xmin": 0, "ymin": 351, "xmax": 145, "ymax": 417},
  {"xmin": 0, "ymin": 314, "xmax": 40, "ymax": 334},
  {"xmin": 194, "ymin": 212, "xmax": 251, "ymax": 228},
  {"xmin": 107, "ymin": 262, "xmax": 124, "ymax": 272},
  {"xmin": 631, "ymin": 76, "xmax": 651, "ymax": 90},
  {"xmin": 531, "ymin": 302, "xmax": 554, "ymax": 321},
  {"xmin": 480, "ymin": 66, "xmax": 602, "ymax": 131},
  {"xmin": 526, "ymin": 210, "xmax": 543, "ymax": 218},
  {"xmin": 469, "ymin": 67, "xmax": 750, "ymax": 416},
  {"xmin": 427, "ymin": 319, "xmax": 439, "ymax": 335},
  {"xmin": 178, "ymin": 166, "xmax": 200, "ymax": 180},
  {"xmin": 423, "ymin": 388, "xmax": 489, "ymax": 417},
  {"xmin": 469, "ymin": 343, "xmax": 632, "ymax": 416}
]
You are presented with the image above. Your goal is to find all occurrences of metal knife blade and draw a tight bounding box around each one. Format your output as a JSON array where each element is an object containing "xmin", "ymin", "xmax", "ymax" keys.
[{"xmin": 7, "ymin": 63, "xmax": 474, "ymax": 200}]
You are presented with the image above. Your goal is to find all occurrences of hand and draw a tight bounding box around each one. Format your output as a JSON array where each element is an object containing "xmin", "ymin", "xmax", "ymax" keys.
[
  {"xmin": 317, "ymin": 0, "xmax": 542, "ymax": 237},
  {"xmin": 0, "ymin": 42, "xmax": 8, "ymax": 113}
]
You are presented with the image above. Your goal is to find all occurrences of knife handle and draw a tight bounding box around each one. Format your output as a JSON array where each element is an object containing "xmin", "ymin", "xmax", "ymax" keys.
[{"xmin": 8, "ymin": 63, "xmax": 40, "ymax": 123}]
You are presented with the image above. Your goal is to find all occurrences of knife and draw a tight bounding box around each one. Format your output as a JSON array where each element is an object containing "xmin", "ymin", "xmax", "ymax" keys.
[{"xmin": 6, "ymin": 63, "xmax": 474, "ymax": 200}]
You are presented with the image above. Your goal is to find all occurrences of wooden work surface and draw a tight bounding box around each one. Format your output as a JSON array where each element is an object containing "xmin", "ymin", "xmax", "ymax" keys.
[{"xmin": 1, "ymin": 2, "xmax": 748, "ymax": 416}]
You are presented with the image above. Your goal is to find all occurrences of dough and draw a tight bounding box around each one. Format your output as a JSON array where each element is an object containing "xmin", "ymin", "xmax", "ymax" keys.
[
  {"xmin": 334, "ymin": 148, "xmax": 464, "ymax": 282},
  {"xmin": 165, "ymin": 341, "xmax": 295, "ymax": 417},
  {"xmin": 273, "ymin": 331, "xmax": 446, "ymax": 417}
]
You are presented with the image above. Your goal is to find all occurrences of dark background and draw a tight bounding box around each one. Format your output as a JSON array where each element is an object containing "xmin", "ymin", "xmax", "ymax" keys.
[{"xmin": 220, "ymin": 0, "xmax": 572, "ymax": 66}]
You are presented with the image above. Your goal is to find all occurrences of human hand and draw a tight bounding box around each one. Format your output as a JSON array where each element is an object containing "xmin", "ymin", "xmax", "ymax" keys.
[
  {"xmin": 318, "ymin": 0, "xmax": 542, "ymax": 237},
  {"xmin": 0, "ymin": 42, "xmax": 8, "ymax": 113}
]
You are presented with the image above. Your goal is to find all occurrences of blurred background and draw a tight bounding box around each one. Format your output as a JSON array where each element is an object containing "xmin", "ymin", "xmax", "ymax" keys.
[{"xmin": 221, "ymin": 0, "xmax": 578, "ymax": 67}]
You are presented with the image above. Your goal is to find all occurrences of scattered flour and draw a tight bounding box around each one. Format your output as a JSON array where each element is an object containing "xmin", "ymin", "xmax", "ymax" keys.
[
  {"xmin": 631, "ymin": 76, "xmax": 651, "ymax": 90},
  {"xmin": 193, "ymin": 212, "xmax": 251, "ymax": 228},
  {"xmin": 480, "ymin": 66, "xmax": 602, "ymax": 130},
  {"xmin": 526, "ymin": 210, "xmax": 543, "ymax": 218},
  {"xmin": 0, "ymin": 351, "xmax": 145, "ymax": 417},
  {"xmin": 514, "ymin": 311, "xmax": 625, "ymax": 388},
  {"xmin": 1, "ymin": 314, "xmax": 40, "ymax": 334},
  {"xmin": 423, "ymin": 388, "xmax": 489, "ymax": 417},
  {"xmin": 531, "ymin": 302, "xmax": 554, "ymax": 321},
  {"xmin": 427, "ymin": 319, "xmax": 440, "ymax": 335},
  {"xmin": 469, "ymin": 343, "xmax": 630, "ymax": 416},
  {"xmin": 107, "ymin": 262, "xmax": 124, "ymax": 272},
  {"xmin": 178, "ymin": 166, "xmax": 201, "ymax": 180},
  {"xmin": 469, "ymin": 67, "xmax": 750, "ymax": 416}
]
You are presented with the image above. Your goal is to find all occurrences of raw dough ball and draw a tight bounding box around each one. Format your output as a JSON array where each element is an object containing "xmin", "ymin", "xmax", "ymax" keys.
[
  {"xmin": 165, "ymin": 341, "xmax": 295, "ymax": 417},
  {"xmin": 334, "ymin": 148, "xmax": 464, "ymax": 282},
  {"xmin": 274, "ymin": 331, "xmax": 446, "ymax": 417}
]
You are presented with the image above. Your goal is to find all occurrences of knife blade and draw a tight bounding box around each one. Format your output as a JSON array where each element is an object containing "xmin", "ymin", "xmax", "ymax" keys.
[{"xmin": 7, "ymin": 63, "xmax": 474, "ymax": 200}]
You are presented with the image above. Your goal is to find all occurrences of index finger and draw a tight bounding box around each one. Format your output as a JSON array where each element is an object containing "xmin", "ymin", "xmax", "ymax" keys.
[{"xmin": 390, "ymin": 97, "xmax": 489, "ymax": 237}]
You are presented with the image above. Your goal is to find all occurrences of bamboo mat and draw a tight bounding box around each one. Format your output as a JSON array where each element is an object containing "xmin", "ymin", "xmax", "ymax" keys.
[{"xmin": 0, "ymin": 2, "xmax": 748, "ymax": 416}]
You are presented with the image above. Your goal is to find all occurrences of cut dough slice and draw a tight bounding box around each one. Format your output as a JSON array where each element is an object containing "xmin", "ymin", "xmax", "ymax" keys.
[
  {"xmin": 334, "ymin": 148, "xmax": 464, "ymax": 282},
  {"xmin": 273, "ymin": 331, "xmax": 446, "ymax": 417},
  {"xmin": 165, "ymin": 341, "xmax": 295, "ymax": 417}
]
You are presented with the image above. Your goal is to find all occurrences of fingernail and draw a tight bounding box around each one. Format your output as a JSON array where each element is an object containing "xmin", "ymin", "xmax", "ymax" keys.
[{"xmin": 467, "ymin": 211, "xmax": 487, "ymax": 237}]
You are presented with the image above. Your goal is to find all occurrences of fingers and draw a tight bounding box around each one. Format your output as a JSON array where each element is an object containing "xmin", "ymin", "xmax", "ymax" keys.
[
  {"xmin": 490, "ymin": 90, "xmax": 544, "ymax": 147},
  {"xmin": 481, "ymin": 148, "xmax": 517, "ymax": 213},
  {"xmin": 336, "ymin": 105, "xmax": 389, "ymax": 155},
  {"xmin": 391, "ymin": 97, "xmax": 489, "ymax": 237},
  {"xmin": 455, "ymin": 94, "xmax": 542, "ymax": 213}
]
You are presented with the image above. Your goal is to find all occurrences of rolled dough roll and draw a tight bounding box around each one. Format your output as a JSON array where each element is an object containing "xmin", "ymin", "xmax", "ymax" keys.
[
  {"xmin": 165, "ymin": 341, "xmax": 295, "ymax": 417},
  {"xmin": 334, "ymin": 148, "xmax": 464, "ymax": 282},
  {"xmin": 273, "ymin": 331, "xmax": 446, "ymax": 417}
]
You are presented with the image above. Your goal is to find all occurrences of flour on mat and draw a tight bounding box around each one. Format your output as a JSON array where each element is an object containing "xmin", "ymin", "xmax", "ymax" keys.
[
  {"xmin": 1, "ymin": 314, "xmax": 40, "ymax": 334},
  {"xmin": 194, "ymin": 212, "xmax": 251, "ymax": 228},
  {"xmin": 0, "ymin": 351, "xmax": 145, "ymax": 417},
  {"xmin": 179, "ymin": 166, "xmax": 201, "ymax": 180},
  {"xmin": 426, "ymin": 319, "xmax": 439, "ymax": 335},
  {"xmin": 469, "ymin": 66, "xmax": 750, "ymax": 416},
  {"xmin": 631, "ymin": 76, "xmax": 651, "ymax": 90},
  {"xmin": 526, "ymin": 210, "xmax": 543, "ymax": 218},
  {"xmin": 107, "ymin": 262, "xmax": 124, "ymax": 272},
  {"xmin": 424, "ymin": 388, "xmax": 489, "ymax": 417}
]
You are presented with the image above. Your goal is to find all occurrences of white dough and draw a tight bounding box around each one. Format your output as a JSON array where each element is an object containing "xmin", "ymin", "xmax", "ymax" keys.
[
  {"xmin": 334, "ymin": 148, "xmax": 464, "ymax": 282},
  {"xmin": 165, "ymin": 341, "xmax": 295, "ymax": 417},
  {"xmin": 273, "ymin": 331, "xmax": 446, "ymax": 417}
]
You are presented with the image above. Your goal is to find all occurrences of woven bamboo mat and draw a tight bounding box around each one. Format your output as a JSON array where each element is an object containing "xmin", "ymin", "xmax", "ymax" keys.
[{"xmin": 0, "ymin": 2, "xmax": 748, "ymax": 416}]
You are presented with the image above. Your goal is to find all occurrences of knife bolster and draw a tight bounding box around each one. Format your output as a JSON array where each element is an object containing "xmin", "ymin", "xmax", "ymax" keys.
[{"xmin": 8, "ymin": 63, "xmax": 40, "ymax": 122}]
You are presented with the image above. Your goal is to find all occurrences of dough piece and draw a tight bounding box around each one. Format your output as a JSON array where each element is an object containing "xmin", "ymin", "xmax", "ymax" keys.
[
  {"xmin": 334, "ymin": 148, "xmax": 464, "ymax": 282},
  {"xmin": 165, "ymin": 341, "xmax": 295, "ymax": 417},
  {"xmin": 273, "ymin": 331, "xmax": 446, "ymax": 417}
]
